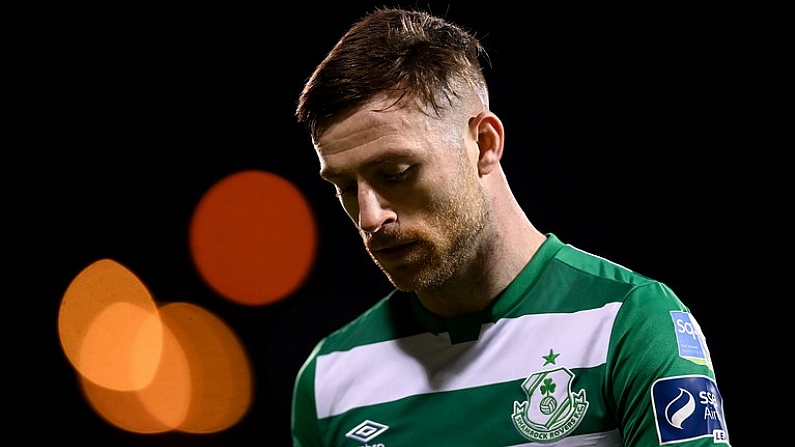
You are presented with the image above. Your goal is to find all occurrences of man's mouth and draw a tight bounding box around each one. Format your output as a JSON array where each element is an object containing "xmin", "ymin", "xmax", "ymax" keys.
[{"xmin": 370, "ymin": 241, "xmax": 418, "ymax": 263}]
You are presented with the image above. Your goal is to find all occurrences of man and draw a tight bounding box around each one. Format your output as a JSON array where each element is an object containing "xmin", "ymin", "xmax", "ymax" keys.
[{"xmin": 291, "ymin": 7, "xmax": 730, "ymax": 446}]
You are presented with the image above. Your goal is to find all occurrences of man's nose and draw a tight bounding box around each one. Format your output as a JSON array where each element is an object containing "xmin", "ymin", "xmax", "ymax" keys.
[{"xmin": 357, "ymin": 184, "xmax": 396, "ymax": 234}]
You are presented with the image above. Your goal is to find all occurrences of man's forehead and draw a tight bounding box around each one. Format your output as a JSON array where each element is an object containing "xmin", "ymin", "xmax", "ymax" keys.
[{"xmin": 315, "ymin": 101, "xmax": 427, "ymax": 156}]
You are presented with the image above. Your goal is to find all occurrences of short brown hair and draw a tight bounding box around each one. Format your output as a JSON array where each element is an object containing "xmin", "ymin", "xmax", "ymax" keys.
[{"xmin": 296, "ymin": 7, "xmax": 489, "ymax": 141}]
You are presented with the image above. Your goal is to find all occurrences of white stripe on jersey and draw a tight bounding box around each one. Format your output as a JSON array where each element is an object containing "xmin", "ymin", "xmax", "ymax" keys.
[{"xmin": 315, "ymin": 302, "xmax": 621, "ymax": 419}]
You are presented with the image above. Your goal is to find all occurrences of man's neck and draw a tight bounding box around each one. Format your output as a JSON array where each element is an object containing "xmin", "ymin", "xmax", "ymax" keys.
[{"xmin": 415, "ymin": 218, "xmax": 546, "ymax": 318}]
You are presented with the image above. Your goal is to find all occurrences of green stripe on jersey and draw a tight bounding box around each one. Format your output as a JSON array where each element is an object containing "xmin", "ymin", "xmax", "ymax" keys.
[{"xmin": 320, "ymin": 365, "xmax": 617, "ymax": 447}]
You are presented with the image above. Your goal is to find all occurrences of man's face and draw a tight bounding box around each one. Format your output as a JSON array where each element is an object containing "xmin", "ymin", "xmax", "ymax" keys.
[{"xmin": 315, "ymin": 96, "xmax": 490, "ymax": 292}]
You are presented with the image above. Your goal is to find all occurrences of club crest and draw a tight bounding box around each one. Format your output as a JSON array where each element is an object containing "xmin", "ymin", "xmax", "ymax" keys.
[{"xmin": 512, "ymin": 367, "xmax": 589, "ymax": 442}]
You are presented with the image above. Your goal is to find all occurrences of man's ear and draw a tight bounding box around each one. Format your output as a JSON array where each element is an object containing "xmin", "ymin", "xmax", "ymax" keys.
[{"xmin": 470, "ymin": 111, "xmax": 505, "ymax": 176}]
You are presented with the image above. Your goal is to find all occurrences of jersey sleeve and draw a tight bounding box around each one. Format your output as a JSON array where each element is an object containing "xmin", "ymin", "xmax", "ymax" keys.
[
  {"xmin": 291, "ymin": 345, "xmax": 324, "ymax": 447},
  {"xmin": 606, "ymin": 281, "xmax": 731, "ymax": 446}
]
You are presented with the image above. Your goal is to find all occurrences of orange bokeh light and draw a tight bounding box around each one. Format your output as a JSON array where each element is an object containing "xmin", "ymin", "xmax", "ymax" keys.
[
  {"xmin": 58, "ymin": 259, "xmax": 163, "ymax": 391},
  {"xmin": 189, "ymin": 170, "xmax": 317, "ymax": 306},
  {"xmin": 58, "ymin": 259, "xmax": 252, "ymax": 434},
  {"xmin": 157, "ymin": 302, "xmax": 253, "ymax": 434}
]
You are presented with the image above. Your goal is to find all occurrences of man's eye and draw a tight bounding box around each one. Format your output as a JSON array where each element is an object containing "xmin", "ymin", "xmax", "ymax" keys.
[
  {"xmin": 334, "ymin": 184, "xmax": 355, "ymax": 198},
  {"xmin": 384, "ymin": 166, "xmax": 414, "ymax": 182}
]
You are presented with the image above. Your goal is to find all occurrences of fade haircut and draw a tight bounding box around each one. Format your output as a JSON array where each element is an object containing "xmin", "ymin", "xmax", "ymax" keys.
[{"xmin": 296, "ymin": 7, "xmax": 489, "ymax": 142}]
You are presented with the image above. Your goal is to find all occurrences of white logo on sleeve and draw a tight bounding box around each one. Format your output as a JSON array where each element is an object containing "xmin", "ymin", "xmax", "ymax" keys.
[{"xmin": 664, "ymin": 388, "xmax": 696, "ymax": 429}]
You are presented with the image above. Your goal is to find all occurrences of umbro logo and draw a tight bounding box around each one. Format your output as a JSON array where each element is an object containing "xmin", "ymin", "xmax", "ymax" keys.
[{"xmin": 345, "ymin": 419, "xmax": 389, "ymax": 443}]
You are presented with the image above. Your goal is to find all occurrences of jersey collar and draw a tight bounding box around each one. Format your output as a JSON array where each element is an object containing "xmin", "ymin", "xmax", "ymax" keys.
[{"xmin": 409, "ymin": 233, "xmax": 565, "ymax": 343}]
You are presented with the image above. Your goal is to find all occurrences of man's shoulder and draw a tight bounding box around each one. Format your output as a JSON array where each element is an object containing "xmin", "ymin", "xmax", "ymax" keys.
[
  {"xmin": 553, "ymin": 242, "xmax": 656, "ymax": 287},
  {"xmin": 514, "ymin": 240, "xmax": 662, "ymax": 314}
]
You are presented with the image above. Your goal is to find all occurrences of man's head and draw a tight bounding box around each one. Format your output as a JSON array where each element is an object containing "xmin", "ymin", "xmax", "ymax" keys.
[
  {"xmin": 296, "ymin": 7, "xmax": 489, "ymax": 143},
  {"xmin": 297, "ymin": 8, "xmax": 504, "ymax": 293}
]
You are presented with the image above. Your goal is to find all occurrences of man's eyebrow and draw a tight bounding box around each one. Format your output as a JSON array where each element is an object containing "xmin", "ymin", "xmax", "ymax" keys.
[
  {"xmin": 318, "ymin": 166, "xmax": 343, "ymax": 182},
  {"xmin": 319, "ymin": 151, "xmax": 415, "ymax": 181}
]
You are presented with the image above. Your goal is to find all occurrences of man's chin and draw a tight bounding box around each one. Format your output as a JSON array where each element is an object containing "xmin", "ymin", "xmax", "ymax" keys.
[
  {"xmin": 378, "ymin": 264, "xmax": 422, "ymax": 292},
  {"xmin": 380, "ymin": 264, "xmax": 450, "ymax": 293}
]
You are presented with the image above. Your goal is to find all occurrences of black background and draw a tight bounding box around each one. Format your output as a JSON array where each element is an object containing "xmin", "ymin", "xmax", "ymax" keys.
[{"xmin": 17, "ymin": 2, "xmax": 776, "ymax": 445}]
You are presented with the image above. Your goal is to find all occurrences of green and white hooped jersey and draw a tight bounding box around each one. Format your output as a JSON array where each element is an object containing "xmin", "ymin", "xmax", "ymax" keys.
[{"xmin": 291, "ymin": 234, "xmax": 730, "ymax": 446}]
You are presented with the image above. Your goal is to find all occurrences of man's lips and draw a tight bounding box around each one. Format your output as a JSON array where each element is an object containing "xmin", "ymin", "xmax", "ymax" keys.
[{"xmin": 369, "ymin": 241, "xmax": 418, "ymax": 262}]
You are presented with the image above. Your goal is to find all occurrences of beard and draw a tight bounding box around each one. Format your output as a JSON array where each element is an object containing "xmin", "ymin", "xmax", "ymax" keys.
[{"xmin": 361, "ymin": 168, "xmax": 490, "ymax": 292}]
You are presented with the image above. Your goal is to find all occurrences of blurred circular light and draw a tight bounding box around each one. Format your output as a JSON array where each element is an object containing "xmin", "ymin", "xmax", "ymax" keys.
[
  {"xmin": 189, "ymin": 170, "xmax": 317, "ymax": 305},
  {"xmin": 58, "ymin": 259, "xmax": 163, "ymax": 391}
]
